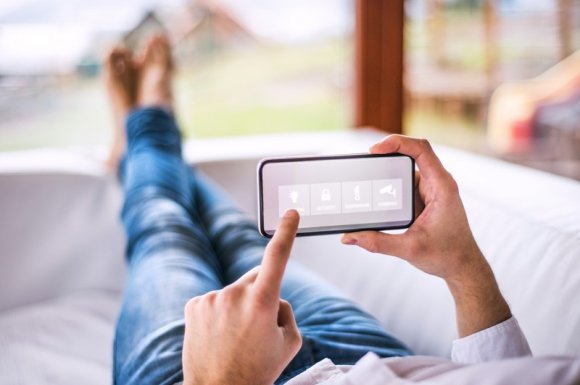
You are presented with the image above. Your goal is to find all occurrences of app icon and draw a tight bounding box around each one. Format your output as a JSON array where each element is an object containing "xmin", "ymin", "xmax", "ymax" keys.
[
  {"xmin": 373, "ymin": 179, "xmax": 402, "ymax": 211},
  {"xmin": 342, "ymin": 181, "xmax": 372, "ymax": 213},
  {"xmin": 289, "ymin": 190, "xmax": 299, "ymax": 203},
  {"xmin": 354, "ymin": 185, "xmax": 361, "ymax": 201},
  {"xmin": 278, "ymin": 184, "xmax": 310, "ymax": 217},
  {"xmin": 310, "ymin": 183, "xmax": 341, "ymax": 215},
  {"xmin": 379, "ymin": 184, "xmax": 396, "ymax": 198}
]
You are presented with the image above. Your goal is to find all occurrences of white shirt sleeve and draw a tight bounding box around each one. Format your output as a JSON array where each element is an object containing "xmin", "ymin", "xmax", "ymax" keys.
[{"xmin": 451, "ymin": 316, "xmax": 532, "ymax": 364}]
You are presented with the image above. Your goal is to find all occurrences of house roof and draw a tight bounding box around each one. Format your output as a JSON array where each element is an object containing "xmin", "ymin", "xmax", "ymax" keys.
[
  {"xmin": 123, "ymin": 0, "xmax": 256, "ymax": 45},
  {"xmin": 176, "ymin": 0, "xmax": 257, "ymax": 43}
]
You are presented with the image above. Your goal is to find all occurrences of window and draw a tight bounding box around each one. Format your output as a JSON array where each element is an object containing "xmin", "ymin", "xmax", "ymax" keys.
[
  {"xmin": 405, "ymin": 0, "xmax": 580, "ymax": 179},
  {"xmin": 0, "ymin": 0, "xmax": 354, "ymax": 151}
]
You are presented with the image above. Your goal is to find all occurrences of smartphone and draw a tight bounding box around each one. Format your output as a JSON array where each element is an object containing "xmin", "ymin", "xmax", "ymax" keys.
[{"xmin": 257, "ymin": 153, "xmax": 415, "ymax": 237}]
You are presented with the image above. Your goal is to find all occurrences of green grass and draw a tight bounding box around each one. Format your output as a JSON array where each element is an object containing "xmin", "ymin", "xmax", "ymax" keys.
[
  {"xmin": 0, "ymin": 40, "xmax": 350, "ymax": 152},
  {"xmin": 175, "ymin": 41, "xmax": 351, "ymax": 138}
]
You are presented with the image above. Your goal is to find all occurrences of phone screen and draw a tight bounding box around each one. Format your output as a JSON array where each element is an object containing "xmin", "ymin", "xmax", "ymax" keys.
[{"xmin": 258, "ymin": 153, "xmax": 415, "ymax": 237}]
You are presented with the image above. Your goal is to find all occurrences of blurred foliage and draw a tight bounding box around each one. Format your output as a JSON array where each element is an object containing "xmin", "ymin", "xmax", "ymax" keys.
[{"xmin": 175, "ymin": 39, "xmax": 351, "ymax": 138}]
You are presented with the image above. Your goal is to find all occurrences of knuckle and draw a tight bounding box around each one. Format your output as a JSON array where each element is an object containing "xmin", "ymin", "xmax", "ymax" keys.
[
  {"xmin": 446, "ymin": 172, "xmax": 459, "ymax": 194},
  {"xmin": 365, "ymin": 237, "xmax": 381, "ymax": 254},
  {"xmin": 205, "ymin": 291, "xmax": 218, "ymax": 302},
  {"xmin": 184, "ymin": 297, "xmax": 201, "ymax": 316},
  {"xmin": 386, "ymin": 133, "xmax": 400, "ymax": 143},
  {"xmin": 191, "ymin": 290, "xmax": 218, "ymax": 308},
  {"xmin": 218, "ymin": 288, "xmax": 233, "ymax": 304},
  {"xmin": 252, "ymin": 291, "xmax": 271, "ymax": 309},
  {"xmin": 379, "ymin": 135, "xmax": 393, "ymax": 146},
  {"xmin": 418, "ymin": 138, "xmax": 433, "ymax": 152}
]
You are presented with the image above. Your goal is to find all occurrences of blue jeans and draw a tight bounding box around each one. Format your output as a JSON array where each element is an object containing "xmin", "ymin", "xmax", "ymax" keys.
[{"xmin": 113, "ymin": 108, "xmax": 412, "ymax": 385}]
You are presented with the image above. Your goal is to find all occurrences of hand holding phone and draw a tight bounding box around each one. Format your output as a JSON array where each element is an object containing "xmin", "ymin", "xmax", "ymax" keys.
[
  {"xmin": 340, "ymin": 135, "xmax": 512, "ymax": 339},
  {"xmin": 342, "ymin": 136, "xmax": 486, "ymax": 281},
  {"xmin": 257, "ymin": 153, "xmax": 415, "ymax": 237}
]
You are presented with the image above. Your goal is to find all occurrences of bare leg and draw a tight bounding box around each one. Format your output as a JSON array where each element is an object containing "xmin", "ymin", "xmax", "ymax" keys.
[
  {"xmin": 103, "ymin": 47, "xmax": 137, "ymax": 171},
  {"xmin": 136, "ymin": 35, "xmax": 174, "ymax": 111}
]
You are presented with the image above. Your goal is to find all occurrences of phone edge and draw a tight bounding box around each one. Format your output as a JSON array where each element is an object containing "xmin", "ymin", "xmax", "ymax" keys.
[{"xmin": 256, "ymin": 153, "xmax": 415, "ymax": 238}]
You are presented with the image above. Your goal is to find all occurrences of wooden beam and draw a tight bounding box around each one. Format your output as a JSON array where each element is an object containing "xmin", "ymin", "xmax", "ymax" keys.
[
  {"xmin": 483, "ymin": 0, "xmax": 499, "ymax": 94},
  {"xmin": 354, "ymin": 0, "xmax": 405, "ymax": 134},
  {"xmin": 558, "ymin": 0, "xmax": 572, "ymax": 60}
]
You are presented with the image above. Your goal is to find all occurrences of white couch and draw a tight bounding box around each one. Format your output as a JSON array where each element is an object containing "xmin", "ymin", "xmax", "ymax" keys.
[{"xmin": 1, "ymin": 131, "xmax": 579, "ymax": 384}]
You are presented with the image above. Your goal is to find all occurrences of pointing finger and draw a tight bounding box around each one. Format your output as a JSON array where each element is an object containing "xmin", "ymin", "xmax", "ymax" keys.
[{"xmin": 254, "ymin": 210, "xmax": 299, "ymax": 301}]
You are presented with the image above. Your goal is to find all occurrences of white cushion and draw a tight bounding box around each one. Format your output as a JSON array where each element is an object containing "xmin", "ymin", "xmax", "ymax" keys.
[
  {"xmin": 0, "ymin": 293, "xmax": 119, "ymax": 385},
  {"xmin": 0, "ymin": 172, "xmax": 125, "ymax": 313}
]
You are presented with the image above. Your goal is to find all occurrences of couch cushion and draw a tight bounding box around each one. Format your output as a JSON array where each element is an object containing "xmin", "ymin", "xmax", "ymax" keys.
[
  {"xmin": 0, "ymin": 292, "xmax": 118, "ymax": 384},
  {"xmin": 0, "ymin": 172, "xmax": 126, "ymax": 313}
]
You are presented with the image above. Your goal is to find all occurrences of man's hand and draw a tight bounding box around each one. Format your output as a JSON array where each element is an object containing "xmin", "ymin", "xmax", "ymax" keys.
[
  {"xmin": 341, "ymin": 135, "xmax": 511, "ymax": 337},
  {"xmin": 182, "ymin": 210, "xmax": 302, "ymax": 385},
  {"xmin": 342, "ymin": 135, "xmax": 479, "ymax": 280}
]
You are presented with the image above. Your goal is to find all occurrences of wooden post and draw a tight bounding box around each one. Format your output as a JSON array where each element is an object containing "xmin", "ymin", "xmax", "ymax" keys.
[
  {"xmin": 483, "ymin": 0, "xmax": 498, "ymax": 95},
  {"xmin": 354, "ymin": 0, "xmax": 405, "ymax": 134},
  {"xmin": 558, "ymin": 0, "xmax": 572, "ymax": 60}
]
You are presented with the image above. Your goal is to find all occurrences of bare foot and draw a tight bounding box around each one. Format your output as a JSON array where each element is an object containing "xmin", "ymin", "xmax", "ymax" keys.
[
  {"xmin": 136, "ymin": 35, "xmax": 174, "ymax": 110},
  {"xmin": 104, "ymin": 47, "xmax": 137, "ymax": 171}
]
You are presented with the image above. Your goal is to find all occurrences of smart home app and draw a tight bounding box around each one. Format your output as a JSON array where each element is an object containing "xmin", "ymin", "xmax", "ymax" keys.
[{"xmin": 259, "ymin": 154, "xmax": 414, "ymax": 236}]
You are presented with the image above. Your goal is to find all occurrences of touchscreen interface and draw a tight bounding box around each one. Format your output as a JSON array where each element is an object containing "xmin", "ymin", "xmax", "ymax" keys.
[{"xmin": 259, "ymin": 154, "xmax": 414, "ymax": 236}]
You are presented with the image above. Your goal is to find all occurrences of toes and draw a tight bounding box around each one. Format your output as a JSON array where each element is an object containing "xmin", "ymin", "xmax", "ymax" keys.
[
  {"xmin": 141, "ymin": 34, "xmax": 172, "ymax": 65},
  {"xmin": 110, "ymin": 48, "xmax": 132, "ymax": 76},
  {"xmin": 155, "ymin": 34, "xmax": 170, "ymax": 51},
  {"xmin": 105, "ymin": 48, "xmax": 119, "ymax": 70},
  {"xmin": 106, "ymin": 47, "xmax": 132, "ymax": 76},
  {"xmin": 141, "ymin": 36, "xmax": 157, "ymax": 62}
]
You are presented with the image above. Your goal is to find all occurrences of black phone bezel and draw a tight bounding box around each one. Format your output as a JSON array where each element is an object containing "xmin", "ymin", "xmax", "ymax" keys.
[{"xmin": 257, "ymin": 153, "xmax": 415, "ymax": 238}]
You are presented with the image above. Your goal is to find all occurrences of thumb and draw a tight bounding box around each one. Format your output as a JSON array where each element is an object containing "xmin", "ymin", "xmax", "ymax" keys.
[
  {"xmin": 277, "ymin": 300, "xmax": 301, "ymax": 347},
  {"xmin": 277, "ymin": 300, "xmax": 297, "ymax": 328},
  {"xmin": 341, "ymin": 231, "xmax": 409, "ymax": 258}
]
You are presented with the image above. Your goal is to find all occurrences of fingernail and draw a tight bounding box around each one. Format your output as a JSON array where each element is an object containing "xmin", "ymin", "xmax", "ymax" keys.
[{"xmin": 342, "ymin": 236, "xmax": 357, "ymax": 245}]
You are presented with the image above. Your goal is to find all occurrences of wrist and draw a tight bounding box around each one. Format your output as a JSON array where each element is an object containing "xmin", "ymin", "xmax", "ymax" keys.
[
  {"xmin": 444, "ymin": 244, "xmax": 490, "ymax": 291},
  {"xmin": 444, "ymin": 250, "xmax": 512, "ymax": 337},
  {"xmin": 445, "ymin": 249, "xmax": 491, "ymax": 294}
]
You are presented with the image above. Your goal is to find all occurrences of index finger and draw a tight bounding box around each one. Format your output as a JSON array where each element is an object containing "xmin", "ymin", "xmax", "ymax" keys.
[
  {"xmin": 370, "ymin": 135, "xmax": 448, "ymax": 181},
  {"xmin": 254, "ymin": 209, "xmax": 299, "ymax": 301}
]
